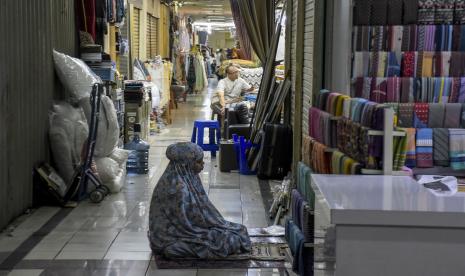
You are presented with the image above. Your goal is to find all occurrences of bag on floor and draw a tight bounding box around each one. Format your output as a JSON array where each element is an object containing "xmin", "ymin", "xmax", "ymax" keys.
[{"xmin": 257, "ymin": 123, "xmax": 293, "ymax": 180}]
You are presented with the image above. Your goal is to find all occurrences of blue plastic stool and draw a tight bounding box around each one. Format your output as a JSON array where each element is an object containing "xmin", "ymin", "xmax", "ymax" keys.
[{"xmin": 191, "ymin": 120, "xmax": 221, "ymax": 157}]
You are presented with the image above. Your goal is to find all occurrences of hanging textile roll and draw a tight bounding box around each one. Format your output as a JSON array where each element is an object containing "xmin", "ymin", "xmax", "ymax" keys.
[
  {"xmin": 387, "ymin": 77, "xmax": 402, "ymax": 102},
  {"xmin": 417, "ymin": 25, "xmax": 426, "ymax": 51},
  {"xmin": 401, "ymin": 25, "xmax": 418, "ymax": 51},
  {"xmin": 418, "ymin": 0, "xmax": 436, "ymax": 24},
  {"xmin": 435, "ymin": 0, "xmax": 455, "ymax": 24},
  {"xmin": 399, "ymin": 103, "xmax": 415, "ymax": 127},
  {"xmin": 343, "ymin": 97, "xmax": 352, "ymax": 118},
  {"xmin": 353, "ymin": 26, "xmax": 371, "ymax": 51},
  {"xmin": 297, "ymin": 162, "xmax": 313, "ymax": 204},
  {"xmin": 416, "ymin": 128, "xmax": 434, "ymax": 168},
  {"xmin": 370, "ymin": 0, "xmax": 388, "ymax": 25},
  {"xmin": 400, "ymin": 77, "xmax": 415, "ymax": 103},
  {"xmin": 450, "ymin": 77, "xmax": 461, "ymax": 103},
  {"xmin": 371, "ymin": 26, "xmax": 388, "ymax": 52},
  {"xmin": 388, "ymin": 26, "xmax": 404, "ymax": 53},
  {"xmin": 370, "ymin": 78, "xmax": 388, "ymax": 103},
  {"xmin": 433, "ymin": 128, "xmax": 450, "ymax": 166},
  {"xmin": 455, "ymin": 0, "xmax": 465, "ymax": 24},
  {"xmin": 387, "ymin": 52, "xmax": 401, "ymax": 77},
  {"xmin": 448, "ymin": 128, "xmax": 465, "ymax": 170},
  {"xmin": 414, "ymin": 103, "xmax": 429, "ymax": 128},
  {"xmin": 402, "ymin": 52, "xmax": 416, "ymax": 77},
  {"xmin": 402, "ymin": 128, "xmax": 417, "ymax": 167},
  {"xmin": 393, "ymin": 133, "xmax": 408, "ymax": 170},
  {"xmin": 403, "ymin": 0, "xmax": 419, "ymax": 24},
  {"xmin": 444, "ymin": 103, "xmax": 463, "ymax": 128},
  {"xmin": 434, "ymin": 51, "xmax": 451, "ymax": 77},
  {"xmin": 422, "ymin": 52, "xmax": 434, "ymax": 77},
  {"xmin": 388, "ymin": 0, "xmax": 403, "ymax": 25},
  {"xmin": 353, "ymin": 52, "xmax": 370, "ymax": 78},
  {"xmin": 428, "ymin": 103, "xmax": 446, "ymax": 128},
  {"xmin": 354, "ymin": 0, "xmax": 372, "ymax": 25},
  {"xmin": 291, "ymin": 189, "xmax": 304, "ymax": 230},
  {"xmin": 462, "ymin": 103, "xmax": 465, "ymax": 128},
  {"xmin": 459, "ymin": 78, "xmax": 465, "ymax": 103}
]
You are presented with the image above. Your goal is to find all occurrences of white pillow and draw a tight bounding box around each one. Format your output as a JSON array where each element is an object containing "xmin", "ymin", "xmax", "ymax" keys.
[{"xmin": 53, "ymin": 50, "xmax": 102, "ymax": 100}]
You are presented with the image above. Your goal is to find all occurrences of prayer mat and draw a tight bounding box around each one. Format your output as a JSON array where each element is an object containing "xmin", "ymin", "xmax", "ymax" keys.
[{"xmin": 154, "ymin": 242, "xmax": 289, "ymax": 269}]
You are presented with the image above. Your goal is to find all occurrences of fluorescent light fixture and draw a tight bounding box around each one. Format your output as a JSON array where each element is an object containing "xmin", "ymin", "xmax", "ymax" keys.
[{"xmin": 193, "ymin": 22, "xmax": 235, "ymax": 27}]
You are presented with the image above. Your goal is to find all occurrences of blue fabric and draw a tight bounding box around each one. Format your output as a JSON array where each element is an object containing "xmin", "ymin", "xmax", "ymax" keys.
[
  {"xmin": 148, "ymin": 142, "xmax": 251, "ymax": 258},
  {"xmin": 285, "ymin": 220, "xmax": 313, "ymax": 276}
]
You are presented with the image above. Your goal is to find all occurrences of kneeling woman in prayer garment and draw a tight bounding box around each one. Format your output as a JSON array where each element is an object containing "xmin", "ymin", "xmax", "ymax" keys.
[{"xmin": 148, "ymin": 142, "xmax": 251, "ymax": 258}]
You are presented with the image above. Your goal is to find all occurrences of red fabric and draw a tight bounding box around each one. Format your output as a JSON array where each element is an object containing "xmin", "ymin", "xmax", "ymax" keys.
[
  {"xmin": 77, "ymin": 0, "xmax": 97, "ymax": 41},
  {"xmin": 402, "ymin": 52, "xmax": 415, "ymax": 77},
  {"xmin": 415, "ymin": 103, "xmax": 429, "ymax": 125}
]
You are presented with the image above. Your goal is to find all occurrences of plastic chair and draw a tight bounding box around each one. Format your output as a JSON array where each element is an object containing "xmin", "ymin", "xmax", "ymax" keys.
[{"xmin": 191, "ymin": 120, "xmax": 221, "ymax": 157}]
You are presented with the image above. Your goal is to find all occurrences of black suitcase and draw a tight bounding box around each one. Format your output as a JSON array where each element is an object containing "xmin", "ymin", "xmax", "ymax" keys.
[{"xmin": 257, "ymin": 123, "xmax": 292, "ymax": 180}]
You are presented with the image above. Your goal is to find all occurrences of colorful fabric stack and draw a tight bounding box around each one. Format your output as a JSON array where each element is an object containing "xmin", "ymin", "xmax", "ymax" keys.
[{"xmin": 416, "ymin": 128, "xmax": 434, "ymax": 167}]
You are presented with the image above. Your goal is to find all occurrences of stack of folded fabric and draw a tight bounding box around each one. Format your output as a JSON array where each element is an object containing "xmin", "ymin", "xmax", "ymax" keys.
[
  {"xmin": 80, "ymin": 44, "xmax": 102, "ymax": 63},
  {"xmin": 124, "ymin": 81, "xmax": 145, "ymax": 105},
  {"xmin": 416, "ymin": 128, "xmax": 434, "ymax": 167}
]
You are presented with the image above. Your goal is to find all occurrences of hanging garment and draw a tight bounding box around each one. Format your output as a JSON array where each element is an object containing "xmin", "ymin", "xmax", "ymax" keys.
[
  {"xmin": 444, "ymin": 103, "xmax": 463, "ymax": 128},
  {"xmin": 433, "ymin": 128, "xmax": 450, "ymax": 166},
  {"xmin": 403, "ymin": 128, "xmax": 417, "ymax": 167},
  {"xmin": 403, "ymin": 0, "xmax": 419, "ymax": 24},
  {"xmin": 76, "ymin": 0, "xmax": 97, "ymax": 41},
  {"xmin": 449, "ymin": 128, "xmax": 465, "ymax": 170},
  {"xmin": 414, "ymin": 103, "xmax": 429, "ymax": 128},
  {"xmin": 148, "ymin": 142, "xmax": 251, "ymax": 258},
  {"xmin": 416, "ymin": 128, "xmax": 434, "ymax": 168}
]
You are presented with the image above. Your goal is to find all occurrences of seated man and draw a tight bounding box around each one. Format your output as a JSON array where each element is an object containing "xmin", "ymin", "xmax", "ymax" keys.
[
  {"xmin": 148, "ymin": 142, "xmax": 251, "ymax": 258},
  {"xmin": 211, "ymin": 64, "xmax": 255, "ymax": 117}
]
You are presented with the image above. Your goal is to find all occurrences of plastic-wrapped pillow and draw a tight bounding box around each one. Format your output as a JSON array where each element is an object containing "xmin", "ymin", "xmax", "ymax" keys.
[
  {"xmin": 80, "ymin": 95, "xmax": 119, "ymax": 158},
  {"xmin": 109, "ymin": 148, "xmax": 130, "ymax": 166},
  {"xmin": 49, "ymin": 102, "xmax": 89, "ymax": 185},
  {"xmin": 53, "ymin": 50, "xmax": 102, "ymax": 100}
]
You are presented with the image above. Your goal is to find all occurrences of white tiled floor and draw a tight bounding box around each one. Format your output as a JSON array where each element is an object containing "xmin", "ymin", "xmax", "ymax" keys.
[{"xmin": 0, "ymin": 79, "xmax": 292, "ymax": 276}]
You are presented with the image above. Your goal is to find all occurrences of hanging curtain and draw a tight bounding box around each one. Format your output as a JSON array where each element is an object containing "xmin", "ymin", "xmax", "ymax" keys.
[
  {"xmin": 230, "ymin": 0, "xmax": 252, "ymax": 60},
  {"xmin": 235, "ymin": 0, "xmax": 287, "ymax": 169},
  {"xmin": 236, "ymin": 0, "xmax": 275, "ymax": 64}
]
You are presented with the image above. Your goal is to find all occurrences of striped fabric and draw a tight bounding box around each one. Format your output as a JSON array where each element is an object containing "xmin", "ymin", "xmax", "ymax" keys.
[{"xmin": 433, "ymin": 128, "xmax": 450, "ymax": 166}]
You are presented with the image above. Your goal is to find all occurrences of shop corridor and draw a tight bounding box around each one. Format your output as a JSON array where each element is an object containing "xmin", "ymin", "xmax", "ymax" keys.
[{"xmin": 0, "ymin": 79, "xmax": 289, "ymax": 276}]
